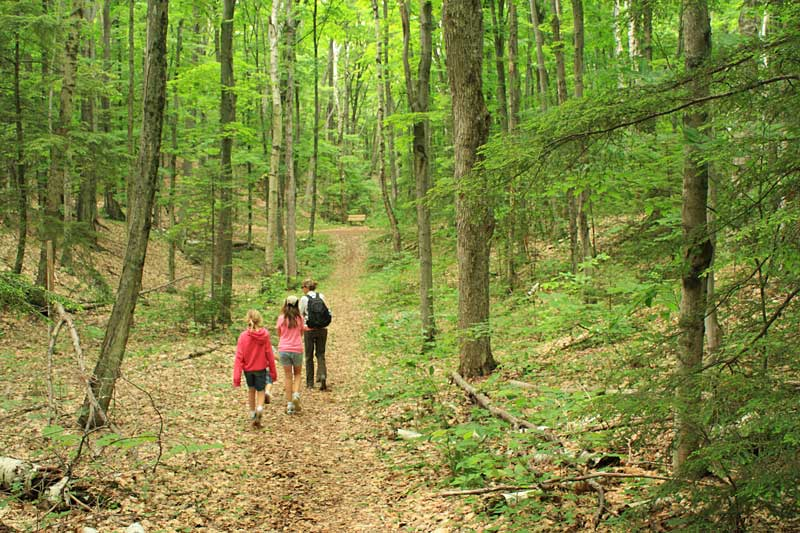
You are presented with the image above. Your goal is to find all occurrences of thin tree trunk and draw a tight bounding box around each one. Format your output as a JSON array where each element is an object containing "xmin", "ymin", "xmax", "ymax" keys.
[
  {"xmin": 284, "ymin": 0, "xmax": 297, "ymax": 284},
  {"xmin": 372, "ymin": 0, "xmax": 401, "ymax": 254},
  {"xmin": 265, "ymin": 0, "xmax": 282, "ymax": 275},
  {"xmin": 13, "ymin": 32, "xmax": 27, "ymax": 275},
  {"xmin": 126, "ymin": 0, "xmax": 135, "ymax": 220},
  {"xmin": 505, "ymin": 0, "xmax": 521, "ymax": 288},
  {"xmin": 40, "ymin": 0, "xmax": 83, "ymax": 279},
  {"xmin": 529, "ymin": 0, "xmax": 548, "ymax": 111},
  {"xmin": 550, "ymin": 0, "xmax": 567, "ymax": 105},
  {"xmin": 80, "ymin": 0, "xmax": 169, "ymax": 428},
  {"xmin": 401, "ymin": 0, "xmax": 436, "ymax": 346},
  {"xmin": 489, "ymin": 0, "xmax": 509, "ymax": 131},
  {"xmin": 383, "ymin": 0, "xmax": 399, "ymax": 207},
  {"xmin": 309, "ymin": 0, "xmax": 319, "ymax": 239},
  {"xmin": 674, "ymin": 0, "xmax": 712, "ymax": 474},
  {"xmin": 101, "ymin": 0, "xmax": 125, "ymax": 221},
  {"xmin": 168, "ymin": 20, "xmax": 183, "ymax": 289},
  {"xmin": 443, "ymin": 0, "xmax": 497, "ymax": 377},
  {"xmin": 573, "ymin": 0, "xmax": 592, "ymax": 273},
  {"xmin": 77, "ymin": 5, "xmax": 98, "ymax": 239}
]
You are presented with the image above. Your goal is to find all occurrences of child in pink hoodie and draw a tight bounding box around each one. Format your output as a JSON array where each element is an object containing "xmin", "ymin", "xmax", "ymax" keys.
[{"xmin": 233, "ymin": 310, "xmax": 277, "ymax": 428}]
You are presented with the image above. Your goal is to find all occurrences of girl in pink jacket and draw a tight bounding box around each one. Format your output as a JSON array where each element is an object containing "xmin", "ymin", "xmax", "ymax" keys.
[
  {"xmin": 276, "ymin": 296, "xmax": 305, "ymax": 414},
  {"xmin": 233, "ymin": 310, "xmax": 277, "ymax": 428}
]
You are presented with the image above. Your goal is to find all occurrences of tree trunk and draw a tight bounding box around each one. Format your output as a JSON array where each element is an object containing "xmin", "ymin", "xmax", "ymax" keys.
[
  {"xmin": 126, "ymin": 0, "xmax": 135, "ymax": 220},
  {"xmin": 168, "ymin": 20, "xmax": 183, "ymax": 289},
  {"xmin": 40, "ymin": 0, "xmax": 83, "ymax": 281},
  {"xmin": 529, "ymin": 0, "xmax": 548, "ymax": 111},
  {"xmin": 13, "ymin": 32, "xmax": 27, "ymax": 275},
  {"xmin": 550, "ymin": 0, "xmax": 567, "ymax": 105},
  {"xmin": 489, "ymin": 0, "xmax": 509, "ymax": 131},
  {"xmin": 215, "ymin": 0, "xmax": 236, "ymax": 323},
  {"xmin": 77, "ymin": 5, "xmax": 98, "ymax": 239},
  {"xmin": 383, "ymin": 0, "xmax": 399, "ymax": 207},
  {"xmin": 101, "ymin": 0, "xmax": 125, "ymax": 222},
  {"xmin": 284, "ymin": 0, "xmax": 297, "ymax": 285},
  {"xmin": 372, "ymin": 0, "xmax": 401, "ymax": 254},
  {"xmin": 80, "ymin": 0, "xmax": 169, "ymax": 428},
  {"xmin": 673, "ymin": 0, "xmax": 711, "ymax": 475},
  {"xmin": 309, "ymin": 0, "xmax": 319, "ymax": 239},
  {"xmin": 401, "ymin": 0, "xmax": 436, "ymax": 347},
  {"xmin": 572, "ymin": 0, "xmax": 592, "ymax": 272},
  {"xmin": 505, "ymin": 0, "xmax": 521, "ymax": 288},
  {"xmin": 265, "ymin": 0, "xmax": 282, "ymax": 275},
  {"xmin": 443, "ymin": 0, "xmax": 497, "ymax": 377}
]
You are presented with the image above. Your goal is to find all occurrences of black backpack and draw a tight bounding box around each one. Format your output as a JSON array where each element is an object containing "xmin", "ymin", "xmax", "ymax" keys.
[{"xmin": 306, "ymin": 294, "xmax": 332, "ymax": 328}]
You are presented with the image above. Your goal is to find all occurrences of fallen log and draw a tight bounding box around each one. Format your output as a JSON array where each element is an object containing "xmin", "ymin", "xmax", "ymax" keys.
[
  {"xmin": 179, "ymin": 343, "xmax": 225, "ymax": 361},
  {"xmin": 450, "ymin": 371, "xmax": 564, "ymax": 446}
]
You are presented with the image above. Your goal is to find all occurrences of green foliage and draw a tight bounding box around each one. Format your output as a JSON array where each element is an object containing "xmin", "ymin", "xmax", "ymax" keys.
[{"xmin": 180, "ymin": 285, "xmax": 223, "ymax": 332}]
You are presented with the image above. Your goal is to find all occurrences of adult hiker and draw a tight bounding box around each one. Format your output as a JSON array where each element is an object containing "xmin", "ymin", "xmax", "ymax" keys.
[{"xmin": 299, "ymin": 278, "xmax": 332, "ymax": 390}]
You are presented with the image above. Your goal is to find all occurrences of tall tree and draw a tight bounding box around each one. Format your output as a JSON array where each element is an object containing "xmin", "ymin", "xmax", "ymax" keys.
[
  {"xmin": 371, "ymin": 0, "xmax": 401, "ymax": 253},
  {"xmin": 443, "ymin": 0, "xmax": 497, "ymax": 377},
  {"xmin": 215, "ymin": 0, "xmax": 236, "ymax": 323},
  {"xmin": 284, "ymin": 0, "xmax": 297, "ymax": 284},
  {"xmin": 489, "ymin": 0, "xmax": 509, "ymax": 131},
  {"xmin": 265, "ymin": 0, "xmax": 282, "ymax": 275},
  {"xmin": 308, "ymin": 0, "xmax": 319, "ymax": 239},
  {"xmin": 401, "ymin": 0, "xmax": 435, "ymax": 346},
  {"xmin": 101, "ymin": 0, "xmax": 125, "ymax": 221},
  {"xmin": 673, "ymin": 0, "xmax": 712, "ymax": 474},
  {"xmin": 126, "ymin": 0, "xmax": 135, "ymax": 219},
  {"xmin": 529, "ymin": 0, "xmax": 548, "ymax": 111},
  {"xmin": 77, "ymin": 4, "xmax": 98, "ymax": 238},
  {"xmin": 39, "ymin": 0, "xmax": 83, "ymax": 284},
  {"xmin": 13, "ymin": 31, "xmax": 27, "ymax": 275},
  {"xmin": 167, "ymin": 20, "xmax": 183, "ymax": 288},
  {"xmin": 80, "ymin": 0, "xmax": 169, "ymax": 428}
]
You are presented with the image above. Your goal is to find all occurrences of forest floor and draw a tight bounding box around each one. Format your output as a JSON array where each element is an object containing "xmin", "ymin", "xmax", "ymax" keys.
[{"xmin": 0, "ymin": 226, "xmax": 472, "ymax": 532}]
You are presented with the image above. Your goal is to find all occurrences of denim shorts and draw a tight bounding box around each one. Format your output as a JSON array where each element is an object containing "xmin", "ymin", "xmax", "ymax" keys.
[
  {"xmin": 244, "ymin": 369, "xmax": 272, "ymax": 391},
  {"xmin": 279, "ymin": 351, "xmax": 303, "ymax": 367}
]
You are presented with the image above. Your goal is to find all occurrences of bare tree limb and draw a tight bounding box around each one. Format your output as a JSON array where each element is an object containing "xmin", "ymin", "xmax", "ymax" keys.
[{"xmin": 178, "ymin": 343, "xmax": 225, "ymax": 361}]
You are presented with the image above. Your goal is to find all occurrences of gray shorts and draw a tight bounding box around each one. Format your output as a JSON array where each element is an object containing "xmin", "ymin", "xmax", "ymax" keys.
[{"xmin": 279, "ymin": 351, "xmax": 303, "ymax": 367}]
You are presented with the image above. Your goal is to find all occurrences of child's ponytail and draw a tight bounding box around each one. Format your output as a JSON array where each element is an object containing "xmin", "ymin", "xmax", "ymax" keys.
[{"xmin": 246, "ymin": 309, "xmax": 263, "ymax": 331}]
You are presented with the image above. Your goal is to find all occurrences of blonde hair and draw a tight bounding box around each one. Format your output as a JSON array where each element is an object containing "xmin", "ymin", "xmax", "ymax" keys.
[{"xmin": 246, "ymin": 309, "xmax": 263, "ymax": 330}]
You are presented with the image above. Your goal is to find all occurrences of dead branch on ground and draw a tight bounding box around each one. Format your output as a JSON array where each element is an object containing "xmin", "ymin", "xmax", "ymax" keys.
[{"xmin": 179, "ymin": 343, "xmax": 225, "ymax": 361}]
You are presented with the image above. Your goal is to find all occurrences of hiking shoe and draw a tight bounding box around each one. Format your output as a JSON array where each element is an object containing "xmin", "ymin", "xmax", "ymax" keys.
[
  {"xmin": 265, "ymin": 391, "xmax": 272, "ymax": 404},
  {"xmin": 286, "ymin": 402, "xmax": 296, "ymax": 415},
  {"xmin": 253, "ymin": 408, "xmax": 263, "ymax": 428},
  {"xmin": 319, "ymin": 379, "xmax": 327, "ymax": 391},
  {"xmin": 292, "ymin": 392, "xmax": 302, "ymax": 412}
]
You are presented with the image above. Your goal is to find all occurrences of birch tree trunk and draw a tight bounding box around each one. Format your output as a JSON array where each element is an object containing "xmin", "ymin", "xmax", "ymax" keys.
[
  {"xmin": 443, "ymin": 0, "xmax": 497, "ymax": 378},
  {"xmin": 80, "ymin": 0, "xmax": 169, "ymax": 428},
  {"xmin": 674, "ymin": 0, "xmax": 712, "ymax": 474},
  {"xmin": 401, "ymin": 0, "xmax": 435, "ymax": 346},
  {"xmin": 216, "ymin": 0, "xmax": 236, "ymax": 323},
  {"xmin": 371, "ymin": 0, "xmax": 401, "ymax": 254},
  {"xmin": 265, "ymin": 0, "xmax": 282, "ymax": 275}
]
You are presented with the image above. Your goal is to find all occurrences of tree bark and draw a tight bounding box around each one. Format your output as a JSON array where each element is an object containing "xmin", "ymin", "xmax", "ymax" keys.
[
  {"xmin": 77, "ymin": 4, "xmax": 98, "ymax": 239},
  {"xmin": 308, "ymin": 0, "xmax": 319, "ymax": 239},
  {"xmin": 40, "ymin": 0, "xmax": 83, "ymax": 280},
  {"xmin": 284, "ymin": 0, "xmax": 297, "ymax": 284},
  {"xmin": 215, "ymin": 0, "xmax": 236, "ymax": 323},
  {"xmin": 505, "ymin": 0, "xmax": 521, "ymax": 288},
  {"xmin": 372, "ymin": 0, "xmax": 401, "ymax": 254},
  {"xmin": 126, "ymin": 0, "xmax": 135, "ymax": 220},
  {"xmin": 13, "ymin": 32, "xmax": 27, "ymax": 275},
  {"xmin": 101, "ymin": 0, "xmax": 125, "ymax": 222},
  {"xmin": 80, "ymin": 0, "xmax": 169, "ymax": 428},
  {"xmin": 265, "ymin": 0, "xmax": 282, "ymax": 275},
  {"xmin": 529, "ymin": 0, "xmax": 548, "ymax": 111},
  {"xmin": 489, "ymin": 0, "xmax": 509, "ymax": 132},
  {"xmin": 168, "ymin": 20, "xmax": 183, "ymax": 289},
  {"xmin": 401, "ymin": 0, "xmax": 436, "ymax": 346},
  {"xmin": 550, "ymin": 0, "xmax": 567, "ymax": 105},
  {"xmin": 673, "ymin": 0, "xmax": 712, "ymax": 474},
  {"xmin": 443, "ymin": 0, "xmax": 497, "ymax": 377}
]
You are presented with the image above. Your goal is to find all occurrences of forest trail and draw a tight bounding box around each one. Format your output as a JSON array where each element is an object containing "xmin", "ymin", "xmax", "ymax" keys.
[{"xmin": 176, "ymin": 226, "xmax": 452, "ymax": 532}]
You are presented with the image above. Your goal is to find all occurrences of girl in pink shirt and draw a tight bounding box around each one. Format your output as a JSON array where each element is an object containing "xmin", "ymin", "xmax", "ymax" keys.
[{"xmin": 276, "ymin": 296, "xmax": 305, "ymax": 414}]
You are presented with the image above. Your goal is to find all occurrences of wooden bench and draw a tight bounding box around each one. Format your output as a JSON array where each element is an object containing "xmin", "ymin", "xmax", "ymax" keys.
[{"xmin": 347, "ymin": 214, "xmax": 367, "ymax": 225}]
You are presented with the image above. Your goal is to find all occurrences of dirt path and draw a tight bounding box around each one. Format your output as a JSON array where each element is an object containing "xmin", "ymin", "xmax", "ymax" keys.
[
  {"xmin": 1, "ymin": 227, "xmax": 464, "ymax": 532},
  {"xmin": 186, "ymin": 227, "xmax": 436, "ymax": 532}
]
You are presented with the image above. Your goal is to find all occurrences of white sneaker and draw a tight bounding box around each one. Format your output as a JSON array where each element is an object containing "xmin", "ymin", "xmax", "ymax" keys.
[
  {"xmin": 286, "ymin": 402, "xmax": 295, "ymax": 415},
  {"xmin": 292, "ymin": 392, "xmax": 301, "ymax": 413}
]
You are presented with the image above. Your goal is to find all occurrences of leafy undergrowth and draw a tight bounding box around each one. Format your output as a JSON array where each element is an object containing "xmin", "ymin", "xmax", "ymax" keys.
[{"xmin": 360, "ymin": 224, "xmax": 800, "ymax": 532}]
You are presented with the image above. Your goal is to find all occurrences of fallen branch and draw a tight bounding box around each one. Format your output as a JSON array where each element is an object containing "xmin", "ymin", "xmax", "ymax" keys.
[
  {"xmin": 438, "ymin": 472, "xmax": 675, "ymax": 497},
  {"xmin": 47, "ymin": 318, "xmax": 65, "ymax": 423},
  {"xmin": 588, "ymin": 479, "xmax": 605, "ymax": 529},
  {"xmin": 138, "ymin": 274, "xmax": 196, "ymax": 296},
  {"xmin": 451, "ymin": 371, "xmax": 564, "ymax": 446},
  {"xmin": 179, "ymin": 343, "xmax": 225, "ymax": 361},
  {"xmin": 233, "ymin": 241, "xmax": 265, "ymax": 252}
]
